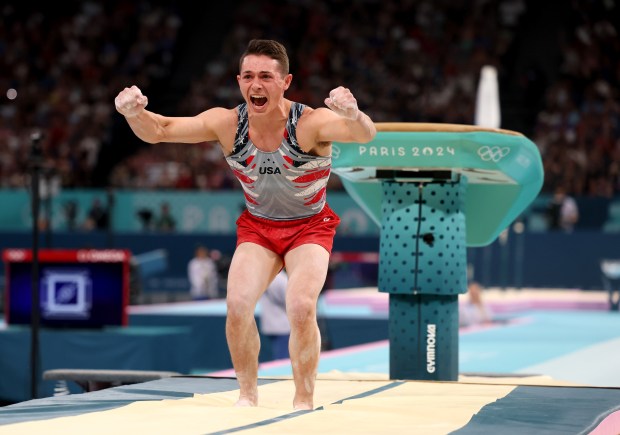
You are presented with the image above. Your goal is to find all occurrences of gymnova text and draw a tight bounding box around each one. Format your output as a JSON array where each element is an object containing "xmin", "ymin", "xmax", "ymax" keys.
[{"xmin": 426, "ymin": 324, "xmax": 436, "ymax": 374}]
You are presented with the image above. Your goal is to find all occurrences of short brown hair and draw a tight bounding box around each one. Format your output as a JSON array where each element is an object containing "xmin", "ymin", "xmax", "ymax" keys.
[{"xmin": 239, "ymin": 39, "xmax": 289, "ymax": 76}]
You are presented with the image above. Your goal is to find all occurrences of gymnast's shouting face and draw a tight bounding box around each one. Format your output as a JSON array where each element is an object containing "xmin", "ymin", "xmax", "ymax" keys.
[{"xmin": 237, "ymin": 54, "xmax": 292, "ymax": 116}]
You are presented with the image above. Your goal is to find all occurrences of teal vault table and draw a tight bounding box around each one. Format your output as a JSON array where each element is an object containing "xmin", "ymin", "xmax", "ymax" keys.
[{"xmin": 332, "ymin": 123, "xmax": 544, "ymax": 380}]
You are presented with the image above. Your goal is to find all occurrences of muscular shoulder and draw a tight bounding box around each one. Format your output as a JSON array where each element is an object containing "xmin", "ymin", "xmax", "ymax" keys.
[
  {"xmin": 298, "ymin": 107, "xmax": 338, "ymax": 126},
  {"xmin": 196, "ymin": 107, "xmax": 237, "ymax": 129}
]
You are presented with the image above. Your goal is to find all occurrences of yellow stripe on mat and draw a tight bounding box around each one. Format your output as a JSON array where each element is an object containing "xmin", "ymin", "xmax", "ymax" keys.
[{"xmin": 246, "ymin": 381, "xmax": 517, "ymax": 435}]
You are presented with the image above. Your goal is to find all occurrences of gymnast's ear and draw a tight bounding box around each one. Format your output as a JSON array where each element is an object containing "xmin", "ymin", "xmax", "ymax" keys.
[{"xmin": 283, "ymin": 74, "xmax": 292, "ymax": 91}]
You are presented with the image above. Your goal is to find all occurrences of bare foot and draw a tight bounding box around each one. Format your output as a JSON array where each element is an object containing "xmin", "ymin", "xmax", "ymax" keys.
[
  {"xmin": 235, "ymin": 396, "xmax": 257, "ymax": 407},
  {"xmin": 293, "ymin": 401, "xmax": 313, "ymax": 410}
]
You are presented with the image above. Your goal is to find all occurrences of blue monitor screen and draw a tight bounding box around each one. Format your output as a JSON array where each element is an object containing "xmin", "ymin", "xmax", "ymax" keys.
[{"xmin": 6, "ymin": 261, "xmax": 126, "ymax": 328}]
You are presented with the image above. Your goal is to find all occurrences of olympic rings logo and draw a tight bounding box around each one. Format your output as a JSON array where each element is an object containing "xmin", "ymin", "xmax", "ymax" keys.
[
  {"xmin": 477, "ymin": 146, "xmax": 510, "ymax": 162},
  {"xmin": 331, "ymin": 145, "xmax": 341, "ymax": 159}
]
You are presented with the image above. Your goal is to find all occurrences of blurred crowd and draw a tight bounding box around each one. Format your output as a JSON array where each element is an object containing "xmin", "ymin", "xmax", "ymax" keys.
[
  {"xmin": 1, "ymin": 0, "xmax": 618, "ymax": 197},
  {"xmin": 534, "ymin": 1, "xmax": 620, "ymax": 197},
  {"xmin": 0, "ymin": 1, "xmax": 182, "ymax": 188}
]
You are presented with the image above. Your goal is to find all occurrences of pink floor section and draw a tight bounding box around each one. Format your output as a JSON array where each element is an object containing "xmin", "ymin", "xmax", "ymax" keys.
[{"xmin": 321, "ymin": 287, "xmax": 611, "ymax": 314}]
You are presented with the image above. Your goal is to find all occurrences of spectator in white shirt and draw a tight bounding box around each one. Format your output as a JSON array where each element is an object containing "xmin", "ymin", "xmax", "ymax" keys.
[{"xmin": 188, "ymin": 245, "xmax": 219, "ymax": 300}]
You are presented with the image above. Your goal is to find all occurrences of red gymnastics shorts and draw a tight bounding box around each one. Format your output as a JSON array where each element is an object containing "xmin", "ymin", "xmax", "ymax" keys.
[{"xmin": 235, "ymin": 204, "xmax": 341, "ymax": 257}]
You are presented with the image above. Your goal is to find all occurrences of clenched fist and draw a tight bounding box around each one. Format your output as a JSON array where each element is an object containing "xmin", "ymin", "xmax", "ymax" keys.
[
  {"xmin": 115, "ymin": 85, "xmax": 148, "ymax": 118},
  {"xmin": 324, "ymin": 86, "xmax": 359, "ymax": 120}
]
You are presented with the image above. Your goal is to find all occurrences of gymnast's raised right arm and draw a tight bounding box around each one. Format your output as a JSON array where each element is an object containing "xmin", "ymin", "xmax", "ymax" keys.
[{"xmin": 114, "ymin": 85, "xmax": 230, "ymax": 144}]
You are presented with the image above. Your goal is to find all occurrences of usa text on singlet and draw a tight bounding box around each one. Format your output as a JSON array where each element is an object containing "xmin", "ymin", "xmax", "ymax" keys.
[{"xmin": 225, "ymin": 103, "xmax": 332, "ymax": 220}]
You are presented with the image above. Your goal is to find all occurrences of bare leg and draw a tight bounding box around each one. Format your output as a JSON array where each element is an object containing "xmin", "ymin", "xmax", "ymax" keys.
[
  {"xmin": 226, "ymin": 243, "xmax": 281, "ymax": 406},
  {"xmin": 226, "ymin": 318, "xmax": 259, "ymax": 406},
  {"xmin": 289, "ymin": 315, "xmax": 321, "ymax": 410},
  {"xmin": 284, "ymin": 244, "xmax": 330, "ymax": 410}
]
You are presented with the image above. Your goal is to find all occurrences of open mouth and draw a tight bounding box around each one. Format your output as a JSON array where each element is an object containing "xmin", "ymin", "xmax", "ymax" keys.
[{"xmin": 250, "ymin": 95, "xmax": 267, "ymax": 107}]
